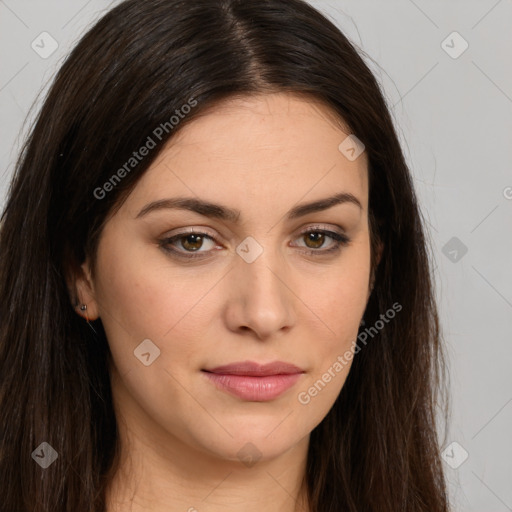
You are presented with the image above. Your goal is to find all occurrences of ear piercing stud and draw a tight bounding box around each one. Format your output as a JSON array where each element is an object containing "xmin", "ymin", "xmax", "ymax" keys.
[{"xmin": 77, "ymin": 303, "xmax": 97, "ymax": 335}]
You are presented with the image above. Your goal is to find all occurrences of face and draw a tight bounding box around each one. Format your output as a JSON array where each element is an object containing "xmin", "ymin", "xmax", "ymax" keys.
[{"xmin": 76, "ymin": 92, "xmax": 375, "ymax": 466}]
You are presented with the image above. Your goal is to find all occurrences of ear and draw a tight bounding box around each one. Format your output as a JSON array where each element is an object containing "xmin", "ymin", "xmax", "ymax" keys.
[{"xmin": 69, "ymin": 258, "xmax": 100, "ymax": 321}]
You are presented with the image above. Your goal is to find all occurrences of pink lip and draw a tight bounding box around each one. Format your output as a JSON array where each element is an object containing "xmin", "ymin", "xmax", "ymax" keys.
[{"xmin": 202, "ymin": 360, "xmax": 305, "ymax": 401}]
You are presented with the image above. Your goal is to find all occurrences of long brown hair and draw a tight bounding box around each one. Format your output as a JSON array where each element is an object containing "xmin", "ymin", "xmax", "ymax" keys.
[{"xmin": 0, "ymin": 0, "xmax": 449, "ymax": 510}]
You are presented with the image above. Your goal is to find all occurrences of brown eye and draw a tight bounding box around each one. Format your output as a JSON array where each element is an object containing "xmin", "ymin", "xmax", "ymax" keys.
[
  {"xmin": 292, "ymin": 228, "xmax": 350, "ymax": 256},
  {"xmin": 303, "ymin": 232, "xmax": 326, "ymax": 249},
  {"xmin": 180, "ymin": 233, "xmax": 205, "ymax": 251},
  {"xmin": 159, "ymin": 230, "xmax": 218, "ymax": 260}
]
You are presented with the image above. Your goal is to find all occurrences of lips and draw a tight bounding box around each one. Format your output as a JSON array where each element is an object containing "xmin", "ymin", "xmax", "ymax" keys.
[
  {"xmin": 203, "ymin": 360, "xmax": 305, "ymax": 376},
  {"xmin": 202, "ymin": 360, "xmax": 305, "ymax": 401}
]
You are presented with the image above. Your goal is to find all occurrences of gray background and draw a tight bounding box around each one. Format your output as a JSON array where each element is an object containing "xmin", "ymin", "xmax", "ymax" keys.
[{"xmin": 1, "ymin": 1, "xmax": 511, "ymax": 510}]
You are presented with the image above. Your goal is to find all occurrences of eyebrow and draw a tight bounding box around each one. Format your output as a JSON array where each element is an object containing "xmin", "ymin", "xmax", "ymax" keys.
[{"xmin": 135, "ymin": 192, "xmax": 362, "ymax": 222}]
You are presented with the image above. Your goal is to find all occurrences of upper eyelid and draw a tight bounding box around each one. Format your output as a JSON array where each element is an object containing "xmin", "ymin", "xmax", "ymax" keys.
[
  {"xmin": 162, "ymin": 225, "xmax": 347, "ymax": 251},
  {"xmin": 164, "ymin": 223, "xmax": 346, "ymax": 239}
]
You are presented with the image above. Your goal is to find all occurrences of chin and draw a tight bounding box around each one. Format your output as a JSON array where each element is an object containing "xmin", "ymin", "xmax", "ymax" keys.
[{"xmin": 190, "ymin": 418, "xmax": 308, "ymax": 465}]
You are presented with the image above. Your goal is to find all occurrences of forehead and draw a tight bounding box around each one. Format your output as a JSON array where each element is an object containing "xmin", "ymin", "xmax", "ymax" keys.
[{"xmin": 123, "ymin": 92, "xmax": 368, "ymax": 221}]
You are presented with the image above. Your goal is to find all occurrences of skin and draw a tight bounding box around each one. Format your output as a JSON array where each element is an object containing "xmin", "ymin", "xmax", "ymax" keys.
[{"xmin": 74, "ymin": 92, "xmax": 382, "ymax": 512}]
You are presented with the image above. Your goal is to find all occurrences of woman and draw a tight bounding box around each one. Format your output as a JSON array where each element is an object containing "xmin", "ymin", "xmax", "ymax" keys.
[{"xmin": 0, "ymin": 0, "xmax": 449, "ymax": 510}]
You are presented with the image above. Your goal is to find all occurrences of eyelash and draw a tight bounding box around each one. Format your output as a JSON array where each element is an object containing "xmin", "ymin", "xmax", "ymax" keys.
[{"xmin": 159, "ymin": 226, "xmax": 351, "ymax": 261}]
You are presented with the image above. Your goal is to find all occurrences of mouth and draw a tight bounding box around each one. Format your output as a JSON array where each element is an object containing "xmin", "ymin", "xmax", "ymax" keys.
[
  {"xmin": 203, "ymin": 360, "xmax": 305, "ymax": 376},
  {"xmin": 201, "ymin": 360, "xmax": 305, "ymax": 401}
]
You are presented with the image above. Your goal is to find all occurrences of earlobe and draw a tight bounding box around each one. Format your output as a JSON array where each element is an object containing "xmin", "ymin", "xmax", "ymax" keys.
[{"xmin": 72, "ymin": 260, "xmax": 100, "ymax": 321}]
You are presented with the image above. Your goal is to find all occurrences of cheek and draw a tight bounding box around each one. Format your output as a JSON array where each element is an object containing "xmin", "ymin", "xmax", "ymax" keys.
[
  {"xmin": 93, "ymin": 233, "xmax": 225, "ymax": 380},
  {"xmin": 304, "ymin": 253, "xmax": 369, "ymax": 341},
  {"xmin": 324, "ymin": 276, "xmax": 367, "ymax": 339},
  {"xmin": 91, "ymin": 235, "xmax": 171, "ymax": 361},
  {"xmin": 306, "ymin": 281, "xmax": 365, "ymax": 373},
  {"xmin": 293, "ymin": 287, "xmax": 365, "ymax": 423},
  {"xmin": 297, "ymin": 252, "xmax": 369, "ymax": 397}
]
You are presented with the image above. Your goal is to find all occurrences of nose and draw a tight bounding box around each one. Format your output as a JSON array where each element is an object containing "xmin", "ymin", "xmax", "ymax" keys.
[{"xmin": 223, "ymin": 245, "xmax": 297, "ymax": 340}]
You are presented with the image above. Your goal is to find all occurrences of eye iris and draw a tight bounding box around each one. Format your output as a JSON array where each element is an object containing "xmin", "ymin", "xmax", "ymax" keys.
[
  {"xmin": 182, "ymin": 234, "xmax": 203, "ymax": 251},
  {"xmin": 304, "ymin": 232, "xmax": 324, "ymax": 249}
]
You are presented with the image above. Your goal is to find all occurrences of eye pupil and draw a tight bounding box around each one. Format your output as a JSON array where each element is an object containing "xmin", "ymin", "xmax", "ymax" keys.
[
  {"xmin": 305, "ymin": 232, "xmax": 324, "ymax": 249},
  {"xmin": 182, "ymin": 234, "xmax": 203, "ymax": 251}
]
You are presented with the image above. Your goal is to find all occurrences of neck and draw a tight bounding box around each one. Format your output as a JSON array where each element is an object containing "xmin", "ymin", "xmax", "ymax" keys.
[{"xmin": 105, "ymin": 432, "xmax": 311, "ymax": 512}]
